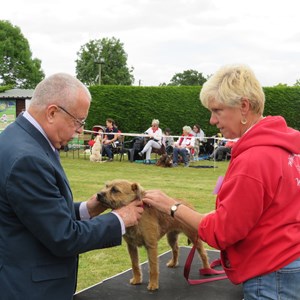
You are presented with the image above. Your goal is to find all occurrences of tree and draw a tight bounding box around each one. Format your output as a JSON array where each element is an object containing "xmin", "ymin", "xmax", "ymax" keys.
[
  {"xmin": 294, "ymin": 79, "xmax": 300, "ymax": 87},
  {"xmin": 168, "ymin": 69, "xmax": 207, "ymax": 86},
  {"xmin": 75, "ymin": 37, "xmax": 134, "ymax": 86},
  {"xmin": 0, "ymin": 20, "xmax": 45, "ymax": 88},
  {"xmin": 273, "ymin": 83, "xmax": 288, "ymax": 88}
]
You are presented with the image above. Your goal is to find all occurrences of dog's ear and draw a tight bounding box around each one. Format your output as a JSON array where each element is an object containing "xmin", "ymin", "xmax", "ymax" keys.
[{"xmin": 131, "ymin": 182, "xmax": 144, "ymax": 200}]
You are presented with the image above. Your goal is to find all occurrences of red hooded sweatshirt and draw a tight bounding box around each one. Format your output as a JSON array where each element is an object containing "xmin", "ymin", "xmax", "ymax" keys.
[{"xmin": 199, "ymin": 116, "xmax": 300, "ymax": 284}]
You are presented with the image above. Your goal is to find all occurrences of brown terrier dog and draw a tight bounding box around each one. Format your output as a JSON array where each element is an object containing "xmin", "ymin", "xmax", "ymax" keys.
[
  {"xmin": 97, "ymin": 179, "xmax": 210, "ymax": 291},
  {"xmin": 155, "ymin": 153, "xmax": 173, "ymax": 167}
]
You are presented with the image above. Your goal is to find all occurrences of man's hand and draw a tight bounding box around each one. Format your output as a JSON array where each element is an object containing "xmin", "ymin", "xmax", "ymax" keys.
[
  {"xmin": 86, "ymin": 194, "xmax": 108, "ymax": 218},
  {"xmin": 113, "ymin": 200, "xmax": 144, "ymax": 227}
]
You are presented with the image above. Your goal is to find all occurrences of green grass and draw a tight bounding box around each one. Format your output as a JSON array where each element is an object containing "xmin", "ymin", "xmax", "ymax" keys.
[{"xmin": 60, "ymin": 153, "xmax": 229, "ymax": 292}]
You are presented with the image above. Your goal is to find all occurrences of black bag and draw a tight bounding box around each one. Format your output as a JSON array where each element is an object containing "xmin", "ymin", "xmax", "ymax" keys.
[
  {"xmin": 127, "ymin": 137, "xmax": 145, "ymax": 162},
  {"xmin": 132, "ymin": 137, "xmax": 144, "ymax": 152}
]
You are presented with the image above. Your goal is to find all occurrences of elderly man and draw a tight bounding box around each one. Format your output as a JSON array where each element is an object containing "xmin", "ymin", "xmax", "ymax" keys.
[{"xmin": 0, "ymin": 73, "xmax": 143, "ymax": 300}]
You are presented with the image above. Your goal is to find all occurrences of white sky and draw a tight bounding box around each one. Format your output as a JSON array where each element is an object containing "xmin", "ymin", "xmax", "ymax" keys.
[{"xmin": 1, "ymin": 0, "xmax": 300, "ymax": 86}]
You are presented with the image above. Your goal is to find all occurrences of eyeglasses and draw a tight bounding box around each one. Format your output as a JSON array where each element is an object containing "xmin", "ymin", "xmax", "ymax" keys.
[{"xmin": 57, "ymin": 106, "xmax": 86, "ymax": 130}]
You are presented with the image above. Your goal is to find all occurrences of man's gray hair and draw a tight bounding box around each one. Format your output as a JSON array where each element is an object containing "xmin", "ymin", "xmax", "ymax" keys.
[{"xmin": 30, "ymin": 73, "xmax": 91, "ymax": 109}]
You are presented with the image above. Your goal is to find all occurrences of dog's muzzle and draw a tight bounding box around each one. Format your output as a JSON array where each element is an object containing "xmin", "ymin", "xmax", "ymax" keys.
[{"xmin": 96, "ymin": 193, "xmax": 113, "ymax": 209}]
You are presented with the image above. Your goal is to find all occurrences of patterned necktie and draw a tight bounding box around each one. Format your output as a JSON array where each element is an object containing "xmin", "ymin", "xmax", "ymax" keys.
[{"xmin": 55, "ymin": 149, "xmax": 60, "ymax": 161}]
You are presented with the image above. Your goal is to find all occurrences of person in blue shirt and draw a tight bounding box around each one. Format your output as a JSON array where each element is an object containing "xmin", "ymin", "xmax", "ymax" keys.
[{"xmin": 102, "ymin": 118, "xmax": 120, "ymax": 161}]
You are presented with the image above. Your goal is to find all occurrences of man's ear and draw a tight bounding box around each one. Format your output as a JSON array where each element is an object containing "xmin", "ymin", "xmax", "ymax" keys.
[{"xmin": 46, "ymin": 105, "xmax": 59, "ymax": 124}]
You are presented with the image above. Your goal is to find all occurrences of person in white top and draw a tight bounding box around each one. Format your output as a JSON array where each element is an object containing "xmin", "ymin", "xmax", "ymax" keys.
[
  {"xmin": 192, "ymin": 124, "xmax": 205, "ymax": 160},
  {"xmin": 138, "ymin": 119, "xmax": 163, "ymax": 163},
  {"xmin": 172, "ymin": 126, "xmax": 195, "ymax": 167}
]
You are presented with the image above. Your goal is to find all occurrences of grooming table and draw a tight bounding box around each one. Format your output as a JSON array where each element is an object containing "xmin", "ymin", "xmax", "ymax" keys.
[{"xmin": 74, "ymin": 247, "xmax": 243, "ymax": 300}]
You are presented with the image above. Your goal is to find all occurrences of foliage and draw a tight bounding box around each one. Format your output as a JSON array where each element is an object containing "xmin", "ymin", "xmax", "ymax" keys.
[
  {"xmin": 60, "ymin": 155, "xmax": 229, "ymax": 291},
  {"xmin": 273, "ymin": 83, "xmax": 288, "ymax": 88},
  {"xmin": 294, "ymin": 79, "xmax": 300, "ymax": 87},
  {"xmin": 87, "ymin": 85, "xmax": 216, "ymax": 137},
  {"xmin": 0, "ymin": 20, "xmax": 45, "ymax": 88},
  {"xmin": 75, "ymin": 37, "xmax": 134, "ymax": 86},
  {"xmin": 263, "ymin": 87, "xmax": 300, "ymax": 130},
  {"xmin": 0, "ymin": 84, "xmax": 13, "ymax": 92},
  {"xmin": 168, "ymin": 69, "xmax": 208, "ymax": 86},
  {"xmin": 86, "ymin": 85, "xmax": 300, "ymax": 138}
]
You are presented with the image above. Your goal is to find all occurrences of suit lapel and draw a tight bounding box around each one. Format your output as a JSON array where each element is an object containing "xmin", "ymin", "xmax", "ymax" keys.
[{"xmin": 15, "ymin": 115, "xmax": 74, "ymax": 204}]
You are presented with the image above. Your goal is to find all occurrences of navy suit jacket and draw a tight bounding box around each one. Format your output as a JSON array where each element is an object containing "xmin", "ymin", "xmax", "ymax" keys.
[{"xmin": 0, "ymin": 115, "xmax": 122, "ymax": 300}]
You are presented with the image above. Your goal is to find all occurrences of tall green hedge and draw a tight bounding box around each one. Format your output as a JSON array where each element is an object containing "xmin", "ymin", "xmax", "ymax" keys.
[
  {"xmin": 86, "ymin": 85, "xmax": 300, "ymax": 136},
  {"xmin": 263, "ymin": 87, "xmax": 300, "ymax": 130}
]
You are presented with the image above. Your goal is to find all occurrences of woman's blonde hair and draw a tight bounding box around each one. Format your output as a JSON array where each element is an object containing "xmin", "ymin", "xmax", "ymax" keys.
[
  {"xmin": 182, "ymin": 125, "xmax": 192, "ymax": 133},
  {"xmin": 152, "ymin": 119, "xmax": 159, "ymax": 126},
  {"xmin": 200, "ymin": 64, "xmax": 265, "ymax": 114}
]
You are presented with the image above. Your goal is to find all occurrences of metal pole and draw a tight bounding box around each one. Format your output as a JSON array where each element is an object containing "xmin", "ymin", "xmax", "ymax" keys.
[{"xmin": 98, "ymin": 63, "xmax": 101, "ymax": 85}]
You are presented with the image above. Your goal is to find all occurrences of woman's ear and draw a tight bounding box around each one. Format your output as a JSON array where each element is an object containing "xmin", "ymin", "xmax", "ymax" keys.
[{"xmin": 240, "ymin": 97, "xmax": 250, "ymax": 116}]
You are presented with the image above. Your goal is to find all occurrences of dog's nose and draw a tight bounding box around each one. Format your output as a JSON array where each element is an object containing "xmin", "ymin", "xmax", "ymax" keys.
[{"xmin": 97, "ymin": 192, "xmax": 104, "ymax": 201}]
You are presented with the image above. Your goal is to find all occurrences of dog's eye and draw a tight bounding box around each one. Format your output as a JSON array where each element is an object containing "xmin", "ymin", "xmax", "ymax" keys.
[{"xmin": 111, "ymin": 187, "xmax": 119, "ymax": 193}]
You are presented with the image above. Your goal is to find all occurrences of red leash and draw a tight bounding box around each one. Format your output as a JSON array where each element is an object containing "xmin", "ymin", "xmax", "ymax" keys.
[{"xmin": 184, "ymin": 245, "xmax": 228, "ymax": 285}]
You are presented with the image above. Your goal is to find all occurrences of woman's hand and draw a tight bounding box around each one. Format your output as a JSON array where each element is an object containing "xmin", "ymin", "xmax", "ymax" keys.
[{"xmin": 142, "ymin": 190, "xmax": 176, "ymax": 215}]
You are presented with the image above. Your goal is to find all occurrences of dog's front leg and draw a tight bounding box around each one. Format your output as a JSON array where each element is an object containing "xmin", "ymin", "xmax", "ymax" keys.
[
  {"xmin": 126, "ymin": 243, "xmax": 142, "ymax": 285},
  {"xmin": 146, "ymin": 245, "xmax": 159, "ymax": 290}
]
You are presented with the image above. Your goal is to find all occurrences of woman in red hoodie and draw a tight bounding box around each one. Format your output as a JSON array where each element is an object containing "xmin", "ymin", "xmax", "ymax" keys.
[{"xmin": 143, "ymin": 64, "xmax": 300, "ymax": 300}]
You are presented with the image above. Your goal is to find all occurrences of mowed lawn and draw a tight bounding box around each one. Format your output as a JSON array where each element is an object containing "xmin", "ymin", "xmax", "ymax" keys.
[{"xmin": 60, "ymin": 153, "xmax": 229, "ymax": 292}]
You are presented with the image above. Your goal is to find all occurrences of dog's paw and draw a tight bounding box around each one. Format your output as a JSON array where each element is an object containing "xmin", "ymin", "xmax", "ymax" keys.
[
  {"xmin": 166, "ymin": 259, "xmax": 178, "ymax": 268},
  {"xmin": 147, "ymin": 282, "xmax": 159, "ymax": 291},
  {"xmin": 130, "ymin": 277, "xmax": 142, "ymax": 285}
]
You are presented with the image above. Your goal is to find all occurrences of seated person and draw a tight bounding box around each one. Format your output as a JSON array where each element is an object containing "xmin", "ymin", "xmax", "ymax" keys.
[
  {"xmin": 102, "ymin": 118, "xmax": 119, "ymax": 161},
  {"xmin": 138, "ymin": 119, "xmax": 163, "ymax": 164},
  {"xmin": 172, "ymin": 126, "xmax": 195, "ymax": 168},
  {"xmin": 209, "ymin": 139, "xmax": 237, "ymax": 161},
  {"xmin": 192, "ymin": 124, "xmax": 205, "ymax": 160},
  {"xmin": 162, "ymin": 128, "xmax": 174, "ymax": 155}
]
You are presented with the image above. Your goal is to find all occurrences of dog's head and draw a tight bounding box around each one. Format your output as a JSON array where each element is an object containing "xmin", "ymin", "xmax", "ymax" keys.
[
  {"xmin": 156, "ymin": 154, "xmax": 172, "ymax": 167},
  {"xmin": 97, "ymin": 179, "xmax": 145, "ymax": 209}
]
